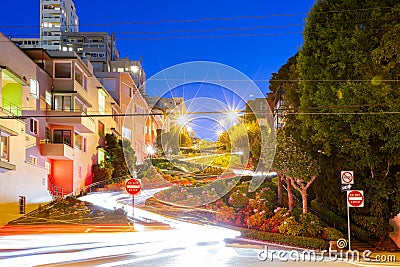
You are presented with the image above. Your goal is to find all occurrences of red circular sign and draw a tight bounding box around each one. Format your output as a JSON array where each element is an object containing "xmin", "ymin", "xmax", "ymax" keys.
[
  {"xmin": 348, "ymin": 190, "xmax": 364, "ymax": 207},
  {"xmin": 126, "ymin": 178, "xmax": 141, "ymax": 195}
]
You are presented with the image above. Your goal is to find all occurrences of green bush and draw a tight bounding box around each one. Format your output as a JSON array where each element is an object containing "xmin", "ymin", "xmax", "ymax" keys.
[
  {"xmin": 231, "ymin": 226, "xmax": 328, "ymax": 250},
  {"xmin": 298, "ymin": 213, "xmax": 323, "ymax": 238},
  {"xmin": 321, "ymin": 227, "xmax": 344, "ymax": 241},
  {"xmin": 311, "ymin": 200, "xmax": 374, "ymax": 244}
]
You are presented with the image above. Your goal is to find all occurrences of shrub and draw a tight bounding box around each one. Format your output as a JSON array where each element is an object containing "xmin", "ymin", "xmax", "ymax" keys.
[
  {"xmin": 228, "ymin": 190, "xmax": 249, "ymax": 209},
  {"xmin": 215, "ymin": 205, "xmax": 236, "ymax": 224},
  {"xmin": 311, "ymin": 200, "xmax": 373, "ymax": 244},
  {"xmin": 321, "ymin": 227, "xmax": 344, "ymax": 241},
  {"xmin": 279, "ymin": 216, "xmax": 303, "ymax": 236},
  {"xmin": 232, "ymin": 227, "xmax": 328, "ymax": 250},
  {"xmin": 298, "ymin": 213, "xmax": 323, "ymax": 238}
]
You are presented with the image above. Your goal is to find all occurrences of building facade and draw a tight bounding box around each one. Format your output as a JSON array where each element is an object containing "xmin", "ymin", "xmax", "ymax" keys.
[
  {"xmin": 61, "ymin": 32, "xmax": 120, "ymax": 72},
  {"xmin": 40, "ymin": 0, "xmax": 79, "ymax": 51}
]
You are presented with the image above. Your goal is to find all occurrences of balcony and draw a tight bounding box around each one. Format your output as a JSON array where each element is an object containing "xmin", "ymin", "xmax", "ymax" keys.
[
  {"xmin": 41, "ymin": 143, "xmax": 74, "ymax": 160},
  {"xmin": 46, "ymin": 110, "xmax": 95, "ymax": 133}
]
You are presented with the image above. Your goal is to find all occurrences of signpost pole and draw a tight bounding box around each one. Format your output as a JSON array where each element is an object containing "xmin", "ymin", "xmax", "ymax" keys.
[
  {"xmin": 347, "ymin": 201, "xmax": 351, "ymax": 251},
  {"xmin": 132, "ymin": 194, "xmax": 135, "ymax": 219}
]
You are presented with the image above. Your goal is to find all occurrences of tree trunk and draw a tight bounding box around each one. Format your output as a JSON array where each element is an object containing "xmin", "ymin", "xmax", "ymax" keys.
[
  {"xmin": 301, "ymin": 189, "xmax": 308, "ymax": 213},
  {"xmin": 287, "ymin": 179, "xmax": 294, "ymax": 212},
  {"xmin": 277, "ymin": 174, "xmax": 283, "ymax": 206}
]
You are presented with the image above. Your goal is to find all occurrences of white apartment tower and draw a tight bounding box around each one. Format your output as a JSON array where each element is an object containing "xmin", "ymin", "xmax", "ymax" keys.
[{"xmin": 40, "ymin": 0, "xmax": 79, "ymax": 51}]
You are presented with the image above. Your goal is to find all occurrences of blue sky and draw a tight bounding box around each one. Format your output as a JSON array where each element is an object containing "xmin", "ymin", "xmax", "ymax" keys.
[
  {"xmin": 0, "ymin": 0, "xmax": 315, "ymax": 140},
  {"xmin": 0, "ymin": 0, "xmax": 315, "ymax": 95}
]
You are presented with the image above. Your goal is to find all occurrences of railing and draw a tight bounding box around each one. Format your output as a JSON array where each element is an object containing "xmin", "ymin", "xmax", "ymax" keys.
[
  {"xmin": 48, "ymin": 174, "xmax": 129, "ymax": 200},
  {"xmin": 1, "ymin": 98, "xmax": 22, "ymax": 116}
]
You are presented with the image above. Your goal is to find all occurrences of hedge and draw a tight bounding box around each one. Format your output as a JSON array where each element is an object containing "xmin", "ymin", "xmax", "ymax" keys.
[
  {"xmin": 310, "ymin": 200, "xmax": 374, "ymax": 244},
  {"xmin": 228, "ymin": 225, "xmax": 329, "ymax": 250}
]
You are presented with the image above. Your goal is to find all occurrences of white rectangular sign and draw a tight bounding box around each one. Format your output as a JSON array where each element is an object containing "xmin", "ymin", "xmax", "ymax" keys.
[{"xmin": 341, "ymin": 171, "xmax": 354, "ymax": 185}]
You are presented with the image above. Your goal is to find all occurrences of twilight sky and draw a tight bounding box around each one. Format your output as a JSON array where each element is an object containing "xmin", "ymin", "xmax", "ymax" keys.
[{"xmin": 0, "ymin": 0, "xmax": 315, "ymax": 95}]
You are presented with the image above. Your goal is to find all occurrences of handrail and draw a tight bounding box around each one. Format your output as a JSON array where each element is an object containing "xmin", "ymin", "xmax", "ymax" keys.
[{"xmin": 1, "ymin": 98, "xmax": 22, "ymax": 116}]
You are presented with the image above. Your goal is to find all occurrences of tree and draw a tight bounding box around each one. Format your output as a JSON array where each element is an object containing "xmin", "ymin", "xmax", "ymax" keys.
[
  {"xmin": 104, "ymin": 134, "xmax": 136, "ymax": 179},
  {"xmin": 228, "ymin": 120, "xmax": 264, "ymax": 169},
  {"xmin": 272, "ymin": 130, "xmax": 320, "ymax": 213},
  {"xmin": 296, "ymin": 0, "xmax": 400, "ymax": 237}
]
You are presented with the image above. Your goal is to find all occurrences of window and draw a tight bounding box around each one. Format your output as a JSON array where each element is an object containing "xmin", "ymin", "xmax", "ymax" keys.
[
  {"xmin": 98, "ymin": 121, "xmax": 105, "ymax": 136},
  {"xmin": 75, "ymin": 67, "xmax": 83, "ymax": 87},
  {"xmin": 98, "ymin": 91, "xmax": 106, "ymax": 115},
  {"xmin": 29, "ymin": 155, "xmax": 38, "ymax": 165},
  {"xmin": 122, "ymin": 127, "xmax": 131, "ymax": 140},
  {"xmin": 53, "ymin": 130, "xmax": 71, "ymax": 146},
  {"xmin": 45, "ymin": 91, "xmax": 52, "ymax": 106},
  {"xmin": 54, "ymin": 95, "xmax": 72, "ymax": 111},
  {"xmin": 74, "ymin": 133, "xmax": 87, "ymax": 152},
  {"xmin": 45, "ymin": 127, "xmax": 50, "ymax": 143},
  {"xmin": 54, "ymin": 62, "xmax": 72, "ymax": 78},
  {"xmin": 112, "ymin": 107, "xmax": 119, "ymax": 123},
  {"xmin": 0, "ymin": 135, "xmax": 9, "ymax": 161},
  {"xmin": 82, "ymin": 137, "xmax": 87, "ymax": 153},
  {"xmin": 30, "ymin": 78, "xmax": 39, "ymax": 99},
  {"xmin": 75, "ymin": 132, "xmax": 82, "ymax": 150},
  {"xmin": 122, "ymin": 83, "xmax": 132, "ymax": 97},
  {"xmin": 29, "ymin": 119, "xmax": 38, "ymax": 135}
]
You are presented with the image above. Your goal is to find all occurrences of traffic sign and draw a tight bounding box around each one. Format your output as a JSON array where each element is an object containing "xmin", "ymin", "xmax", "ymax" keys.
[
  {"xmin": 341, "ymin": 171, "xmax": 354, "ymax": 185},
  {"xmin": 125, "ymin": 178, "xmax": 141, "ymax": 195},
  {"xmin": 347, "ymin": 190, "xmax": 364, "ymax": 207}
]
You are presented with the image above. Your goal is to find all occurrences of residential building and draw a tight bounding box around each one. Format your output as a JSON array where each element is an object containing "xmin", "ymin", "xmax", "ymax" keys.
[
  {"xmin": 40, "ymin": 0, "xmax": 79, "ymax": 51},
  {"xmin": 61, "ymin": 32, "xmax": 120, "ymax": 72},
  {"xmin": 244, "ymin": 98, "xmax": 271, "ymax": 126},
  {"xmin": 110, "ymin": 57, "xmax": 146, "ymax": 93},
  {"xmin": 0, "ymin": 33, "xmax": 53, "ymax": 226},
  {"xmin": 12, "ymin": 0, "xmax": 79, "ymax": 51},
  {"xmin": 97, "ymin": 72, "xmax": 149, "ymax": 164}
]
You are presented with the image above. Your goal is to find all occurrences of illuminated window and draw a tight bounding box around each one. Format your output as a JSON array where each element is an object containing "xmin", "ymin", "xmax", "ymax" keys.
[
  {"xmin": 98, "ymin": 121, "xmax": 105, "ymax": 136},
  {"xmin": 54, "ymin": 95, "xmax": 72, "ymax": 111},
  {"xmin": 29, "ymin": 78, "xmax": 39, "ymax": 99},
  {"xmin": 29, "ymin": 155, "xmax": 38, "ymax": 165},
  {"xmin": 0, "ymin": 134, "xmax": 9, "ymax": 161},
  {"xmin": 45, "ymin": 91, "xmax": 52, "ymax": 106},
  {"xmin": 122, "ymin": 127, "xmax": 131, "ymax": 140},
  {"xmin": 98, "ymin": 91, "xmax": 106, "ymax": 115}
]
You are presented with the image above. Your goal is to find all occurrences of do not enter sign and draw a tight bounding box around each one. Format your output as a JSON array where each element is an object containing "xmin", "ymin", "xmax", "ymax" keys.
[
  {"xmin": 125, "ymin": 178, "xmax": 141, "ymax": 195},
  {"xmin": 347, "ymin": 190, "xmax": 364, "ymax": 207}
]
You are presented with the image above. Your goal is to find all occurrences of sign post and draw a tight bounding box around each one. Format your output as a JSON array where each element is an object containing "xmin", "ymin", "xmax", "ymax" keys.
[
  {"xmin": 125, "ymin": 178, "xmax": 141, "ymax": 220},
  {"xmin": 346, "ymin": 189, "xmax": 364, "ymax": 250}
]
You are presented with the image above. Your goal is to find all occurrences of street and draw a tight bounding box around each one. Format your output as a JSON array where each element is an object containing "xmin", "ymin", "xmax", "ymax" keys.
[{"xmin": 0, "ymin": 191, "xmax": 375, "ymax": 267}]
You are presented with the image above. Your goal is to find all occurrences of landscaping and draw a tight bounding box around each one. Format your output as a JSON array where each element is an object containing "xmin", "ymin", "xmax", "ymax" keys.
[
  {"xmin": 149, "ymin": 179, "xmax": 344, "ymax": 249},
  {"xmin": 7, "ymin": 196, "xmax": 131, "ymax": 225}
]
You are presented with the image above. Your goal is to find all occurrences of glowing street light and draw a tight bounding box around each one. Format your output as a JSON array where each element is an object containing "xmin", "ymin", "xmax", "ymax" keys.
[{"xmin": 145, "ymin": 145, "xmax": 156, "ymax": 157}]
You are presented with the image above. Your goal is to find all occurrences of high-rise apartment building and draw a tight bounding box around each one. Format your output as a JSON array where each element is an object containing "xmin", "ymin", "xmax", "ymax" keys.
[
  {"xmin": 40, "ymin": 0, "xmax": 79, "ymax": 51},
  {"xmin": 61, "ymin": 32, "xmax": 119, "ymax": 72},
  {"xmin": 13, "ymin": 0, "xmax": 79, "ymax": 50}
]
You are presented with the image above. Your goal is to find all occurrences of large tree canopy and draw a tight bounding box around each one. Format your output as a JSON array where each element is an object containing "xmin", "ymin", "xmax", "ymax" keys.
[{"xmin": 296, "ymin": 0, "xmax": 400, "ymax": 237}]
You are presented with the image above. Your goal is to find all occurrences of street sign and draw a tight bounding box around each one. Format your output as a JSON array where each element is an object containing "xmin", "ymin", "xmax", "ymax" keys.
[
  {"xmin": 125, "ymin": 178, "xmax": 141, "ymax": 195},
  {"xmin": 347, "ymin": 190, "xmax": 364, "ymax": 207},
  {"xmin": 341, "ymin": 171, "xmax": 354, "ymax": 185},
  {"xmin": 341, "ymin": 184, "xmax": 352, "ymax": 192}
]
